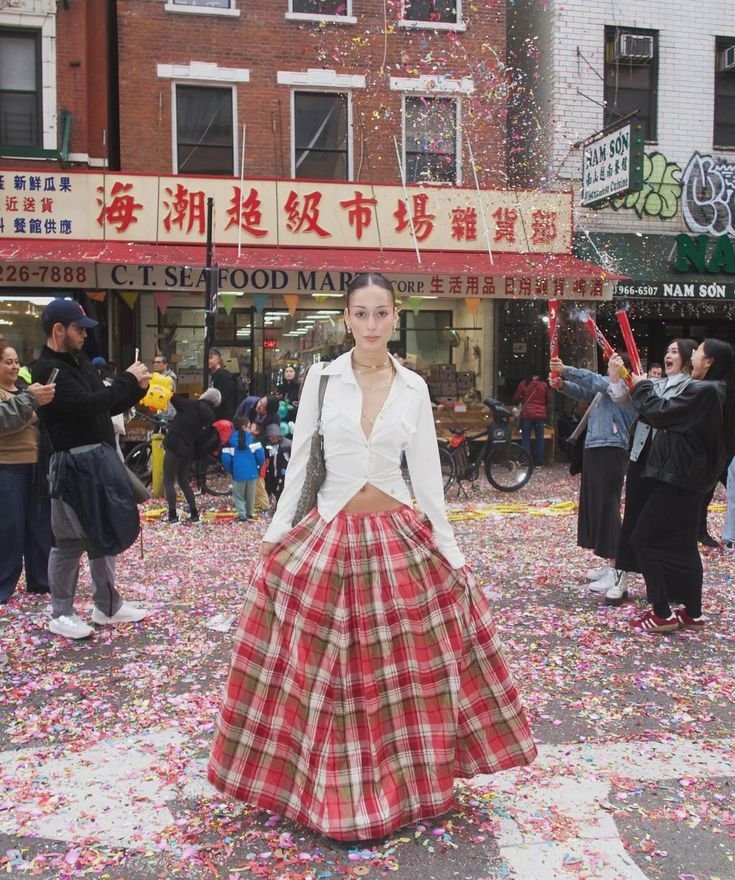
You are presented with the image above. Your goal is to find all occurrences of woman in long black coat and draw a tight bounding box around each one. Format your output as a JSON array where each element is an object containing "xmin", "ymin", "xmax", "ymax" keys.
[{"xmin": 628, "ymin": 339, "xmax": 734, "ymax": 633}]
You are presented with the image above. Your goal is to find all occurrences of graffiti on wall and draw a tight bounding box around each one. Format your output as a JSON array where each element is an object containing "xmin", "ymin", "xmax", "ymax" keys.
[
  {"xmin": 681, "ymin": 152, "xmax": 735, "ymax": 236},
  {"xmin": 611, "ymin": 151, "xmax": 682, "ymax": 219}
]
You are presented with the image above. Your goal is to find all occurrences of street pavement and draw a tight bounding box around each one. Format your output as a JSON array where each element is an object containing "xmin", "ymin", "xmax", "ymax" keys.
[{"xmin": 1, "ymin": 464, "xmax": 733, "ymax": 880}]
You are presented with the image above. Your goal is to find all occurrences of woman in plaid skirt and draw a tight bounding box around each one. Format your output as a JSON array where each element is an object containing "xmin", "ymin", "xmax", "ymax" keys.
[{"xmin": 208, "ymin": 272, "xmax": 536, "ymax": 842}]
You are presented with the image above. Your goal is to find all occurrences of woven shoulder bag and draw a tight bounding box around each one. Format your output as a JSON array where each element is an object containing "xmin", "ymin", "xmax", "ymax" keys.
[{"xmin": 291, "ymin": 372, "xmax": 329, "ymax": 526}]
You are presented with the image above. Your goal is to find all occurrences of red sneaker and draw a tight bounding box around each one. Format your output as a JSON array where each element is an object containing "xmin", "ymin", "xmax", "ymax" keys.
[
  {"xmin": 674, "ymin": 608, "xmax": 705, "ymax": 630},
  {"xmin": 629, "ymin": 609, "xmax": 679, "ymax": 633}
]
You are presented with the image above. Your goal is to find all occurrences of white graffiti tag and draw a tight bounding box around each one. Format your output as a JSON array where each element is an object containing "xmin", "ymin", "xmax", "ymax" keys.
[{"xmin": 681, "ymin": 151, "xmax": 735, "ymax": 236}]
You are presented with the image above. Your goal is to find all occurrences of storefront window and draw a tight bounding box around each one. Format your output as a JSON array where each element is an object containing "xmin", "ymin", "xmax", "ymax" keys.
[
  {"xmin": 0, "ymin": 294, "xmax": 51, "ymax": 365},
  {"xmin": 403, "ymin": 309, "xmax": 453, "ymax": 369}
]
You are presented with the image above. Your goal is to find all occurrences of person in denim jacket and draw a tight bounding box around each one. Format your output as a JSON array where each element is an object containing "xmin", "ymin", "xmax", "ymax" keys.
[{"xmin": 549, "ymin": 355, "xmax": 636, "ymax": 593}]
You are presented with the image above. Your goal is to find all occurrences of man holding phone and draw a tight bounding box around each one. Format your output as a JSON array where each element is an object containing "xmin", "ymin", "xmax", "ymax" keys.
[{"xmin": 32, "ymin": 300, "xmax": 152, "ymax": 640}]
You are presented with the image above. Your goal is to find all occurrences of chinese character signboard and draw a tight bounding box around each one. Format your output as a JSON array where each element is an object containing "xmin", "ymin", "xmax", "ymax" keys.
[
  {"xmin": 581, "ymin": 123, "xmax": 644, "ymax": 207},
  {"xmin": 0, "ymin": 169, "xmax": 572, "ymax": 254}
]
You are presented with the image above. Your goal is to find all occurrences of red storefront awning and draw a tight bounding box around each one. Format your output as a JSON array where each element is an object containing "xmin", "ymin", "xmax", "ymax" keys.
[{"xmin": 0, "ymin": 239, "xmax": 625, "ymax": 282}]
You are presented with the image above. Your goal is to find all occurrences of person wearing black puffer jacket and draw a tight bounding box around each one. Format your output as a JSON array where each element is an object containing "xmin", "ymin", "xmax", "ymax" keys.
[
  {"xmin": 162, "ymin": 387, "xmax": 220, "ymax": 524},
  {"xmin": 628, "ymin": 339, "xmax": 735, "ymax": 634}
]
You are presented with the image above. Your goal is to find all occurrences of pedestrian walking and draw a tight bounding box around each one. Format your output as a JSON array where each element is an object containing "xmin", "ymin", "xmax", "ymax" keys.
[
  {"xmin": 208, "ymin": 271, "xmax": 536, "ymax": 843},
  {"xmin": 513, "ymin": 374, "xmax": 549, "ymax": 466},
  {"xmin": 32, "ymin": 300, "xmax": 150, "ymax": 640}
]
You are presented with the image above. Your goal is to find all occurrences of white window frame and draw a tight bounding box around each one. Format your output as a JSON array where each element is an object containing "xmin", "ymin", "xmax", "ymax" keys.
[
  {"xmin": 289, "ymin": 89, "xmax": 354, "ymax": 181},
  {"xmin": 401, "ymin": 93, "xmax": 462, "ymax": 186},
  {"xmin": 398, "ymin": 0, "xmax": 465, "ymax": 32},
  {"xmin": 171, "ymin": 81, "xmax": 238, "ymax": 176},
  {"xmin": 0, "ymin": 7, "xmax": 56, "ymax": 154},
  {"xmin": 285, "ymin": 0, "xmax": 356, "ymax": 25},
  {"xmin": 164, "ymin": 0, "xmax": 240, "ymax": 17}
]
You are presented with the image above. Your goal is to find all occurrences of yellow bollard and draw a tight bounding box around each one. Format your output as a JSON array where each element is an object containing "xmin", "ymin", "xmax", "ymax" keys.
[{"xmin": 151, "ymin": 432, "xmax": 165, "ymax": 499}]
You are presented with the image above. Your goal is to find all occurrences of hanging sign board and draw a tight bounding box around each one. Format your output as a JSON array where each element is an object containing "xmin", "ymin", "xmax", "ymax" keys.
[{"xmin": 581, "ymin": 122, "xmax": 644, "ymax": 207}]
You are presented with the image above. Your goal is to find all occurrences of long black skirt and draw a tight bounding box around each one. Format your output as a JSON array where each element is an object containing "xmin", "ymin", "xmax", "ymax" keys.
[{"xmin": 577, "ymin": 446, "xmax": 628, "ymax": 559}]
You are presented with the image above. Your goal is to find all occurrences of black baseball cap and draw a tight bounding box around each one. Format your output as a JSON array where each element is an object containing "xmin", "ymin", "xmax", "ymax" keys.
[{"xmin": 42, "ymin": 299, "xmax": 99, "ymax": 330}]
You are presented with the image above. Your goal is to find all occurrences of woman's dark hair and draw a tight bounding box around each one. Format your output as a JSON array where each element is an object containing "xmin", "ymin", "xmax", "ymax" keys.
[
  {"xmin": 265, "ymin": 394, "xmax": 279, "ymax": 416},
  {"xmin": 0, "ymin": 338, "xmax": 10, "ymax": 359},
  {"xmin": 702, "ymin": 338, "xmax": 735, "ymax": 383},
  {"xmin": 673, "ymin": 338, "xmax": 697, "ymax": 373},
  {"xmin": 233, "ymin": 416, "xmax": 248, "ymax": 450},
  {"xmin": 345, "ymin": 272, "xmax": 395, "ymax": 306}
]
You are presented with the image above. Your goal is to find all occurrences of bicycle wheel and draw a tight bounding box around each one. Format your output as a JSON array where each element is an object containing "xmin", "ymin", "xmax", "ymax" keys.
[
  {"xmin": 484, "ymin": 443, "xmax": 533, "ymax": 492},
  {"xmin": 197, "ymin": 454, "xmax": 232, "ymax": 496},
  {"xmin": 123, "ymin": 442, "xmax": 152, "ymax": 487},
  {"xmin": 439, "ymin": 445, "xmax": 455, "ymax": 493}
]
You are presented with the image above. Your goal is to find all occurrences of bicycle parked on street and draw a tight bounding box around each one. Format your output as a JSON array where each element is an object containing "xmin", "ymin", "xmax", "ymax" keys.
[
  {"xmin": 439, "ymin": 397, "xmax": 534, "ymax": 495},
  {"xmin": 123, "ymin": 409, "xmax": 231, "ymax": 497}
]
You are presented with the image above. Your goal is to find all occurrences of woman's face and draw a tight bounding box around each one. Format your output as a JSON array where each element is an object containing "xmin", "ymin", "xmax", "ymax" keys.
[
  {"xmin": 0, "ymin": 346, "xmax": 20, "ymax": 389},
  {"xmin": 256, "ymin": 396, "xmax": 267, "ymax": 414},
  {"xmin": 344, "ymin": 284, "xmax": 398, "ymax": 354},
  {"xmin": 284, "ymin": 366, "xmax": 296, "ymax": 382},
  {"xmin": 664, "ymin": 342, "xmax": 686, "ymax": 376},
  {"xmin": 690, "ymin": 343, "xmax": 713, "ymax": 380}
]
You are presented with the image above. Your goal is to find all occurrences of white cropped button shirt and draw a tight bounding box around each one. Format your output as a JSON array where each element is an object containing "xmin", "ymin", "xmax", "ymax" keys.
[{"xmin": 263, "ymin": 350, "xmax": 464, "ymax": 569}]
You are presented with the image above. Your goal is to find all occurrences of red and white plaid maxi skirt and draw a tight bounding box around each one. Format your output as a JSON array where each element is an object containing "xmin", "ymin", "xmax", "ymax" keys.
[{"xmin": 208, "ymin": 506, "xmax": 536, "ymax": 841}]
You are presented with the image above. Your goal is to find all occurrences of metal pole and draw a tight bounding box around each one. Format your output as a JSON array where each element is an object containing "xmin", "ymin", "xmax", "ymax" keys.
[{"xmin": 202, "ymin": 196, "xmax": 216, "ymax": 392}]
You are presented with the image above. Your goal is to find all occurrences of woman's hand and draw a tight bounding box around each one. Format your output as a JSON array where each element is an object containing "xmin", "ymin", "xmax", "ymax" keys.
[
  {"xmin": 259, "ymin": 542, "xmax": 277, "ymax": 559},
  {"xmin": 28, "ymin": 382, "xmax": 55, "ymax": 406},
  {"xmin": 549, "ymin": 356, "xmax": 565, "ymax": 374},
  {"xmin": 608, "ymin": 354, "xmax": 625, "ymax": 382},
  {"xmin": 630, "ymin": 372, "xmax": 646, "ymax": 387}
]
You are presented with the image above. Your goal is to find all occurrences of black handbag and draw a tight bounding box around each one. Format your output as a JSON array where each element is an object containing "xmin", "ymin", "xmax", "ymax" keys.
[
  {"xmin": 565, "ymin": 427, "xmax": 587, "ymax": 476},
  {"xmin": 292, "ymin": 373, "xmax": 329, "ymax": 526}
]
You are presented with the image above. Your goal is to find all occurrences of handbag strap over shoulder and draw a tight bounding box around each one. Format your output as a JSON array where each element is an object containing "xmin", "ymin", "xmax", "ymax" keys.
[{"xmin": 315, "ymin": 371, "xmax": 329, "ymax": 432}]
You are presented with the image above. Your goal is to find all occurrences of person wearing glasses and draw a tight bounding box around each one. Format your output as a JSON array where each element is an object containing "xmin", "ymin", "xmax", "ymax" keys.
[{"xmin": 152, "ymin": 354, "xmax": 177, "ymax": 390}]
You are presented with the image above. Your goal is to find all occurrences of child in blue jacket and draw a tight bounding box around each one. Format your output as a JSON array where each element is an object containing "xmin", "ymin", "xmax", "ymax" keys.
[{"xmin": 222, "ymin": 417, "xmax": 265, "ymax": 521}]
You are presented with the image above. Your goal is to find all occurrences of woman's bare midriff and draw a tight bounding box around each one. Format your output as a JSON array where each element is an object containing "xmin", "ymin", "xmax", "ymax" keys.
[{"xmin": 341, "ymin": 482, "xmax": 406, "ymax": 514}]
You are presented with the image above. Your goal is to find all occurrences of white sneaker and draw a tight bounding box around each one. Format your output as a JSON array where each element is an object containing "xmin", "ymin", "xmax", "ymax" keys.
[
  {"xmin": 587, "ymin": 568, "xmax": 615, "ymax": 593},
  {"xmin": 49, "ymin": 613, "xmax": 93, "ymax": 640},
  {"xmin": 91, "ymin": 602, "xmax": 148, "ymax": 626},
  {"xmin": 604, "ymin": 570, "xmax": 629, "ymax": 606},
  {"xmin": 586, "ymin": 564, "xmax": 611, "ymax": 582}
]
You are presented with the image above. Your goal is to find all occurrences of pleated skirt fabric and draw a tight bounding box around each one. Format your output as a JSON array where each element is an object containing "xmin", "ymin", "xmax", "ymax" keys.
[
  {"xmin": 208, "ymin": 506, "xmax": 536, "ymax": 841},
  {"xmin": 577, "ymin": 446, "xmax": 628, "ymax": 559}
]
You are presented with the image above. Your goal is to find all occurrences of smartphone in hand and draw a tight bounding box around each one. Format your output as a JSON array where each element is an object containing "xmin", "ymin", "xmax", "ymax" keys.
[{"xmin": 46, "ymin": 368, "xmax": 59, "ymax": 385}]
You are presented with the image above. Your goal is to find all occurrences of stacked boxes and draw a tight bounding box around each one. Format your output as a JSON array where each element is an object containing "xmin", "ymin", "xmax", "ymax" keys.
[
  {"xmin": 429, "ymin": 364, "xmax": 457, "ymax": 399},
  {"xmin": 457, "ymin": 371, "xmax": 476, "ymax": 393}
]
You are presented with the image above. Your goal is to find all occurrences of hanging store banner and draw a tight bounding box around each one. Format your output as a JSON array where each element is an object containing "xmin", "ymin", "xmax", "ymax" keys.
[
  {"xmin": 581, "ymin": 122, "xmax": 645, "ymax": 207},
  {"xmin": 0, "ymin": 169, "xmax": 571, "ymax": 254}
]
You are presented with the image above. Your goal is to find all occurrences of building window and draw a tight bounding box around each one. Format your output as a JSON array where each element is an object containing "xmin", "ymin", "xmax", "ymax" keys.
[
  {"xmin": 715, "ymin": 37, "xmax": 735, "ymax": 148},
  {"xmin": 170, "ymin": 0, "xmax": 233, "ymax": 7},
  {"xmin": 0, "ymin": 28, "xmax": 41, "ymax": 148},
  {"xmin": 175, "ymin": 84, "xmax": 234, "ymax": 175},
  {"xmin": 293, "ymin": 91, "xmax": 349, "ymax": 180},
  {"xmin": 290, "ymin": 0, "xmax": 349, "ymax": 14},
  {"xmin": 404, "ymin": 95, "xmax": 458, "ymax": 183},
  {"xmin": 604, "ymin": 27, "xmax": 658, "ymax": 141},
  {"xmin": 403, "ymin": 0, "xmax": 459, "ymax": 24}
]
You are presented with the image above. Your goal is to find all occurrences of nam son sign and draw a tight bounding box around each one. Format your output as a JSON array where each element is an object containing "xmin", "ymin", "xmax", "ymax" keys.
[{"xmin": 581, "ymin": 122, "xmax": 644, "ymax": 207}]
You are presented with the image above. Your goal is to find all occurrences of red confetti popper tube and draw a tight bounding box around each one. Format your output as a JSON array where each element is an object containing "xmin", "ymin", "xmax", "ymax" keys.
[
  {"xmin": 615, "ymin": 309, "xmax": 643, "ymax": 376},
  {"xmin": 548, "ymin": 299, "xmax": 561, "ymax": 379},
  {"xmin": 582, "ymin": 315, "xmax": 632, "ymax": 386}
]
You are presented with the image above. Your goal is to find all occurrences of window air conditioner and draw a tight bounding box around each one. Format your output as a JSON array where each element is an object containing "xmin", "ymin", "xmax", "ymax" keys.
[
  {"xmin": 721, "ymin": 45, "xmax": 735, "ymax": 71},
  {"xmin": 615, "ymin": 33, "xmax": 655, "ymax": 62}
]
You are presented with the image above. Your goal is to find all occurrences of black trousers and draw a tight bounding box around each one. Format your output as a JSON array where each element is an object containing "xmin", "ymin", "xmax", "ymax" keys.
[
  {"xmin": 630, "ymin": 481, "xmax": 704, "ymax": 618},
  {"xmin": 163, "ymin": 451, "xmax": 197, "ymax": 518},
  {"xmin": 616, "ymin": 454, "xmax": 655, "ymax": 574}
]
